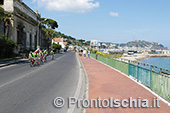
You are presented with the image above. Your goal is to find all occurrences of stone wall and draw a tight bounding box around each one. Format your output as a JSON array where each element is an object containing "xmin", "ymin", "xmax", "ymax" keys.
[
  {"xmin": 3, "ymin": 0, "xmax": 14, "ymax": 12},
  {"xmin": 14, "ymin": 0, "xmax": 38, "ymax": 21},
  {"xmin": 1, "ymin": 0, "xmax": 46, "ymax": 54},
  {"xmin": 12, "ymin": 15, "xmax": 38, "ymax": 51}
]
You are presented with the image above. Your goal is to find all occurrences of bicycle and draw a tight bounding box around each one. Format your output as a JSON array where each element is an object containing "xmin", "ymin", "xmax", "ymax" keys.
[
  {"xmin": 51, "ymin": 54, "xmax": 54, "ymax": 60},
  {"xmin": 43, "ymin": 53, "xmax": 47, "ymax": 62},
  {"xmin": 50, "ymin": 51, "xmax": 54, "ymax": 60},
  {"xmin": 35, "ymin": 57, "xmax": 40, "ymax": 66},
  {"xmin": 40, "ymin": 55, "xmax": 44, "ymax": 65},
  {"xmin": 29, "ymin": 58, "xmax": 36, "ymax": 67}
]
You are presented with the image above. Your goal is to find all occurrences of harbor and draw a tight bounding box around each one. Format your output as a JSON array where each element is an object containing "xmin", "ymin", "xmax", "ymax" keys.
[{"xmin": 98, "ymin": 48, "xmax": 170, "ymax": 61}]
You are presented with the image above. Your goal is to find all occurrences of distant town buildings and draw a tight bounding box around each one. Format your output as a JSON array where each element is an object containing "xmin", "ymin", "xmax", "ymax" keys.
[
  {"xmin": 156, "ymin": 50, "xmax": 170, "ymax": 54},
  {"xmin": 52, "ymin": 37, "xmax": 68, "ymax": 48},
  {"xmin": 90, "ymin": 39, "xmax": 169, "ymax": 55},
  {"xmin": 90, "ymin": 40, "xmax": 100, "ymax": 47}
]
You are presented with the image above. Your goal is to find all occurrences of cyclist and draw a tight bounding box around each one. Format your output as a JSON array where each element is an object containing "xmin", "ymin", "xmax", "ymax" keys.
[
  {"xmin": 40, "ymin": 50, "xmax": 43, "ymax": 56},
  {"xmin": 34, "ymin": 50, "xmax": 40, "ymax": 65},
  {"xmin": 29, "ymin": 51, "xmax": 35, "ymax": 66},
  {"xmin": 50, "ymin": 50, "xmax": 54, "ymax": 60},
  {"xmin": 39, "ymin": 49, "xmax": 44, "ymax": 64},
  {"xmin": 43, "ymin": 50, "xmax": 48, "ymax": 62}
]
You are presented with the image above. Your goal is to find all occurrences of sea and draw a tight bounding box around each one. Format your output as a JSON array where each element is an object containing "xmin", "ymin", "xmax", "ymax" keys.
[{"xmin": 140, "ymin": 57, "xmax": 170, "ymax": 70}]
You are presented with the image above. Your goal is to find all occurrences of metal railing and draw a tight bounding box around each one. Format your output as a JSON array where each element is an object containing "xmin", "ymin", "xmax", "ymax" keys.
[{"xmin": 91, "ymin": 54, "xmax": 170, "ymax": 102}]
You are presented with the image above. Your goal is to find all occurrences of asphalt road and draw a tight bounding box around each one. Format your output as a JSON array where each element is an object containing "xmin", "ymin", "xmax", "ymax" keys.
[{"xmin": 0, "ymin": 52, "xmax": 85, "ymax": 113}]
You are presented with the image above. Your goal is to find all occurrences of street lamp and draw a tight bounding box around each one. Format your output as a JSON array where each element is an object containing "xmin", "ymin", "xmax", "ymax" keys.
[
  {"xmin": 41, "ymin": 18, "xmax": 47, "ymax": 23},
  {"xmin": 37, "ymin": 18, "xmax": 48, "ymax": 48}
]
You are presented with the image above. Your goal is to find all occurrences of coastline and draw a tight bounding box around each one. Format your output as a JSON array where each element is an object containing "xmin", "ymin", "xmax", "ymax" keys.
[
  {"xmin": 121, "ymin": 54, "xmax": 170, "ymax": 62},
  {"xmin": 121, "ymin": 54, "xmax": 170, "ymax": 75}
]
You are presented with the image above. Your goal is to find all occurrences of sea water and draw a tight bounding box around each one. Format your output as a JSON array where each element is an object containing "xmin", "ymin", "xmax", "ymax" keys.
[{"xmin": 140, "ymin": 57, "xmax": 170, "ymax": 70}]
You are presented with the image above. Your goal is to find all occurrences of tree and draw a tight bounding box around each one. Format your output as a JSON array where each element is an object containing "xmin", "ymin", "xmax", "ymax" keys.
[
  {"xmin": 115, "ymin": 46, "xmax": 119, "ymax": 49},
  {"xmin": 65, "ymin": 45, "xmax": 69, "ymax": 51},
  {"xmin": 41, "ymin": 18, "xmax": 58, "ymax": 29},
  {"xmin": 41, "ymin": 18, "xmax": 59, "ymax": 50},
  {"xmin": 0, "ymin": 7, "xmax": 11, "ymax": 37},
  {"xmin": 85, "ymin": 41, "xmax": 90, "ymax": 46},
  {"xmin": 42, "ymin": 28, "xmax": 55, "ymax": 50},
  {"xmin": 43, "ymin": 28, "xmax": 55, "ymax": 39},
  {"xmin": 52, "ymin": 43, "xmax": 62, "ymax": 53},
  {"xmin": 0, "ymin": 7, "xmax": 4, "ymax": 22}
]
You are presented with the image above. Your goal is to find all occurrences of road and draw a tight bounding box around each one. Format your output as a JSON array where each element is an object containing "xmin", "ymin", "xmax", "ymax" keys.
[{"xmin": 0, "ymin": 52, "xmax": 85, "ymax": 113}]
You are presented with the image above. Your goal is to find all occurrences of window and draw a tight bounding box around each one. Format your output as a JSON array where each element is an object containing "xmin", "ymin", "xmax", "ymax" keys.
[
  {"xmin": 30, "ymin": 34, "xmax": 32, "ymax": 50},
  {"xmin": 35, "ymin": 34, "xmax": 37, "ymax": 49},
  {"xmin": 0, "ymin": 0, "xmax": 4, "ymax": 5}
]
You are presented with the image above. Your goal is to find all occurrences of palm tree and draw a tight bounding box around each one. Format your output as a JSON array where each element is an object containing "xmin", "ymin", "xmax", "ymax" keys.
[{"xmin": 0, "ymin": 7, "xmax": 11, "ymax": 37}]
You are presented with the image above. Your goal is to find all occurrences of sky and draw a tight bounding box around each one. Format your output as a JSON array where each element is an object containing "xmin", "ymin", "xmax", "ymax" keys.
[{"xmin": 23, "ymin": 0, "xmax": 170, "ymax": 48}]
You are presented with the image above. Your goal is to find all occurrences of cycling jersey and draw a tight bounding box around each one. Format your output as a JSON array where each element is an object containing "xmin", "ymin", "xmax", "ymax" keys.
[
  {"xmin": 44, "ymin": 51, "xmax": 47, "ymax": 54},
  {"xmin": 31, "ymin": 53, "xmax": 35, "ymax": 58},
  {"xmin": 51, "ymin": 51, "xmax": 54, "ymax": 54},
  {"xmin": 40, "ymin": 51, "xmax": 43, "ymax": 56},
  {"xmin": 35, "ymin": 52, "xmax": 39, "ymax": 57}
]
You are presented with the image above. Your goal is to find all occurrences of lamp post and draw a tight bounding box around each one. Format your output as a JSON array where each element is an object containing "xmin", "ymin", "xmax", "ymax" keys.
[{"xmin": 38, "ymin": 18, "xmax": 47, "ymax": 49}]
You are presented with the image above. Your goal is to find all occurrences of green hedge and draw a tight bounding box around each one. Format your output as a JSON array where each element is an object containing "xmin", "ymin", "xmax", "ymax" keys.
[{"xmin": 0, "ymin": 34, "xmax": 16, "ymax": 58}]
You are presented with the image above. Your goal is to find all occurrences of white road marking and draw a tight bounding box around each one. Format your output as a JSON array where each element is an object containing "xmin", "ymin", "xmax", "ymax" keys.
[{"xmin": 0, "ymin": 54, "xmax": 67, "ymax": 89}]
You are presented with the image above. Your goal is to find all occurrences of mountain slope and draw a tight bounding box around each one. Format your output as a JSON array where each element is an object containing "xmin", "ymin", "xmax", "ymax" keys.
[{"xmin": 118, "ymin": 40, "xmax": 166, "ymax": 49}]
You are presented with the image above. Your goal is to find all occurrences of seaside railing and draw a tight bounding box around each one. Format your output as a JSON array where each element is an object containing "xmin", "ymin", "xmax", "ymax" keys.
[{"xmin": 91, "ymin": 54, "xmax": 170, "ymax": 102}]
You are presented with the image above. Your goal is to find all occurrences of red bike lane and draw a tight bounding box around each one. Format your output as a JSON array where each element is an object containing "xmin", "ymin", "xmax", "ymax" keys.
[{"xmin": 79, "ymin": 56, "xmax": 170, "ymax": 113}]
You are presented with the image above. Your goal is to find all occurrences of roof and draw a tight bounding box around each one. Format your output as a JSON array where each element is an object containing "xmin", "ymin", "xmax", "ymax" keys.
[
  {"xmin": 64, "ymin": 42, "xmax": 68, "ymax": 45},
  {"xmin": 53, "ymin": 38, "xmax": 63, "ymax": 42}
]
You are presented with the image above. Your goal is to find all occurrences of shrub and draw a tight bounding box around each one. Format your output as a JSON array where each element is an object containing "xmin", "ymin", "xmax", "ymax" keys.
[
  {"xmin": 97, "ymin": 52, "xmax": 122, "ymax": 58},
  {"xmin": 0, "ymin": 7, "xmax": 4, "ymax": 22},
  {"xmin": 0, "ymin": 34, "xmax": 16, "ymax": 58},
  {"xmin": 65, "ymin": 45, "xmax": 69, "ymax": 51},
  {"xmin": 52, "ymin": 43, "xmax": 61, "ymax": 53},
  {"xmin": 90, "ymin": 48, "xmax": 97, "ymax": 54}
]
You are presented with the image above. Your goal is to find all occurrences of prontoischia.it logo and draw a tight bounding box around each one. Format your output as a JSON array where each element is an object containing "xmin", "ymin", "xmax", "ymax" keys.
[{"xmin": 53, "ymin": 97, "xmax": 160, "ymax": 108}]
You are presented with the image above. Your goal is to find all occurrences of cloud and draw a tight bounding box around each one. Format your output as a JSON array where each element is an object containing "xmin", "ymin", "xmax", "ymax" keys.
[
  {"xmin": 32, "ymin": 0, "xmax": 99, "ymax": 13},
  {"xmin": 109, "ymin": 12, "xmax": 119, "ymax": 17}
]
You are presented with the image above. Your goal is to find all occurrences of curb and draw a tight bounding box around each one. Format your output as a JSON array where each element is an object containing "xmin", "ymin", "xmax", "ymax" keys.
[
  {"xmin": 78, "ymin": 55, "xmax": 89, "ymax": 113},
  {"xmin": 0, "ymin": 59, "xmax": 28, "ymax": 68}
]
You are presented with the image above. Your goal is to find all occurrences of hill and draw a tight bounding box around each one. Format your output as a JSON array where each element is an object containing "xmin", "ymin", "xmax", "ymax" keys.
[{"xmin": 117, "ymin": 40, "xmax": 167, "ymax": 49}]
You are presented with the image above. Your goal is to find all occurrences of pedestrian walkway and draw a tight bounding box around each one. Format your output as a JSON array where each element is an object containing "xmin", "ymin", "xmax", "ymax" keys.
[{"xmin": 79, "ymin": 56, "xmax": 170, "ymax": 113}]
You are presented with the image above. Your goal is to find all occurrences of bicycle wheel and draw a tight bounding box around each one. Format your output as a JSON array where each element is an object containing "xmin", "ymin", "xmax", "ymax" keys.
[{"xmin": 30, "ymin": 60, "xmax": 34, "ymax": 67}]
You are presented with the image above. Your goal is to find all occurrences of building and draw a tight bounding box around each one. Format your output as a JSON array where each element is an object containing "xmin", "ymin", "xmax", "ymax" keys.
[
  {"xmin": 0, "ymin": 0, "xmax": 41, "ymax": 53},
  {"xmin": 156, "ymin": 50, "xmax": 170, "ymax": 54},
  {"xmin": 90, "ymin": 40, "xmax": 101, "ymax": 47},
  {"xmin": 52, "ymin": 37, "xmax": 68, "ymax": 48}
]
